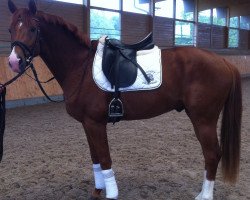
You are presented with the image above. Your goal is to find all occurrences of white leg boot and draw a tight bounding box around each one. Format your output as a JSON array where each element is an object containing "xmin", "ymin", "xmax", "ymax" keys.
[
  {"xmin": 195, "ymin": 171, "xmax": 214, "ymax": 200},
  {"xmin": 93, "ymin": 164, "xmax": 106, "ymax": 189},
  {"xmin": 102, "ymin": 169, "xmax": 118, "ymax": 199}
]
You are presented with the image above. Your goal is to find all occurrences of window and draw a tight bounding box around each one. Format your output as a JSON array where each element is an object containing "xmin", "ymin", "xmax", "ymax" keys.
[
  {"xmin": 175, "ymin": 21, "xmax": 194, "ymax": 45},
  {"xmin": 198, "ymin": 9, "xmax": 211, "ymax": 24},
  {"xmin": 230, "ymin": 16, "xmax": 239, "ymax": 28},
  {"xmin": 175, "ymin": 0, "xmax": 195, "ymax": 46},
  {"xmin": 228, "ymin": 29, "xmax": 239, "ymax": 48},
  {"xmin": 229, "ymin": 16, "xmax": 239, "ymax": 48},
  {"xmin": 54, "ymin": 0, "xmax": 83, "ymax": 4},
  {"xmin": 240, "ymin": 16, "xmax": 250, "ymax": 30},
  {"xmin": 90, "ymin": 0, "xmax": 121, "ymax": 39},
  {"xmin": 90, "ymin": 9, "xmax": 120, "ymax": 39},
  {"xmin": 90, "ymin": 0, "xmax": 120, "ymax": 10},
  {"xmin": 155, "ymin": 0, "xmax": 174, "ymax": 18},
  {"xmin": 175, "ymin": 0, "xmax": 194, "ymax": 21},
  {"xmin": 212, "ymin": 7, "xmax": 227, "ymax": 26},
  {"xmin": 123, "ymin": 0, "xmax": 150, "ymax": 14}
]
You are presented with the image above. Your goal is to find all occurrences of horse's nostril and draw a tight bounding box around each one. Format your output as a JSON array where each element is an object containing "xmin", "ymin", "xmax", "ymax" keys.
[
  {"xmin": 18, "ymin": 58, "xmax": 23, "ymax": 65},
  {"xmin": 8, "ymin": 62, "xmax": 12, "ymax": 67}
]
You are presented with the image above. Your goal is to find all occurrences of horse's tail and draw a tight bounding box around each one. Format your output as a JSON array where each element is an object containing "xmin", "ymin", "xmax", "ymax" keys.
[{"xmin": 220, "ymin": 65, "xmax": 242, "ymax": 183}]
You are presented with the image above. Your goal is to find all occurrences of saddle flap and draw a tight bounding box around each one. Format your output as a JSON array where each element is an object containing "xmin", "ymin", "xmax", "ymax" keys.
[
  {"xmin": 102, "ymin": 44, "xmax": 138, "ymax": 88},
  {"xmin": 115, "ymin": 50, "xmax": 137, "ymax": 88}
]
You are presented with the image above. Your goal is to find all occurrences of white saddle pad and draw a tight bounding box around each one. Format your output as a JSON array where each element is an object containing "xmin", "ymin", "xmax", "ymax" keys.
[{"xmin": 92, "ymin": 37, "xmax": 162, "ymax": 92}]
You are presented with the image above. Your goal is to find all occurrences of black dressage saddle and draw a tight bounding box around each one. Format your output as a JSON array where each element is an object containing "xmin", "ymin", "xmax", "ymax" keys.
[
  {"xmin": 102, "ymin": 32, "xmax": 154, "ymax": 89},
  {"xmin": 102, "ymin": 32, "xmax": 154, "ymax": 123}
]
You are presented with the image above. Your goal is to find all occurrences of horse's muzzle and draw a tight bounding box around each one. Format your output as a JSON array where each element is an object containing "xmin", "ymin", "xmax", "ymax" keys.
[{"xmin": 8, "ymin": 48, "xmax": 25, "ymax": 73}]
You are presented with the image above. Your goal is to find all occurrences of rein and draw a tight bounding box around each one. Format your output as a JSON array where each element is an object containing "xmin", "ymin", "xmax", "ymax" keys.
[
  {"xmin": 30, "ymin": 63, "xmax": 63, "ymax": 103},
  {"xmin": 0, "ymin": 61, "xmax": 32, "ymax": 162},
  {"xmin": 0, "ymin": 37, "xmax": 59, "ymax": 160}
]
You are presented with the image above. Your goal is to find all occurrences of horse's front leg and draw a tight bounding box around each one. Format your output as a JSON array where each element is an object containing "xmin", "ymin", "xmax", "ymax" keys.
[{"xmin": 83, "ymin": 120, "xmax": 118, "ymax": 200}]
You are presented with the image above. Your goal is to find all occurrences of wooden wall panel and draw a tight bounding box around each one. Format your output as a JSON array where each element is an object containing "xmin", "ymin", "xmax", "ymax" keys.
[
  {"xmin": 197, "ymin": 23, "xmax": 211, "ymax": 48},
  {"xmin": 0, "ymin": 56, "xmax": 62, "ymax": 101},
  {"xmin": 121, "ymin": 12, "xmax": 151, "ymax": 43},
  {"xmin": 37, "ymin": 0, "xmax": 84, "ymax": 32},
  {"xmin": 0, "ymin": 0, "xmax": 82, "ymax": 101},
  {"xmin": 248, "ymin": 31, "xmax": 250, "ymax": 49},
  {"xmin": 0, "ymin": 42, "xmax": 10, "ymax": 55},
  {"xmin": 0, "ymin": 0, "xmax": 13, "ymax": 54},
  {"xmin": 153, "ymin": 17, "xmax": 174, "ymax": 47},
  {"xmin": 211, "ymin": 25, "xmax": 227, "ymax": 49},
  {"xmin": 239, "ymin": 30, "xmax": 249, "ymax": 49},
  {"xmin": 249, "ymin": 31, "xmax": 250, "ymax": 49},
  {"xmin": 0, "ymin": 0, "xmax": 84, "ymax": 55}
]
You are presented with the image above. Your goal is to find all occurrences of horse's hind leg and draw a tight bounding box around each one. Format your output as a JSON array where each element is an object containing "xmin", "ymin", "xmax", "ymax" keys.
[
  {"xmin": 82, "ymin": 120, "xmax": 118, "ymax": 200},
  {"xmin": 188, "ymin": 114, "xmax": 221, "ymax": 200}
]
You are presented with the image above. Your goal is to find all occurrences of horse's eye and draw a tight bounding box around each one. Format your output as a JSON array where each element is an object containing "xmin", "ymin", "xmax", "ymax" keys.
[
  {"xmin": 8, "ymin": 28, "xmax": 11, "ymax": 33},
  {"xmin": 30, "ymin": 27, "xmax": 36, "ymax": 33}
]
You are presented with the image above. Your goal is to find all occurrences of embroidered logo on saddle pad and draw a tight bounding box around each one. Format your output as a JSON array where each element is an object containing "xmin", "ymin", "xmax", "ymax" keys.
[{"xmin": 92, "ymin": 37, "xmax": 162, "ymax": 92}]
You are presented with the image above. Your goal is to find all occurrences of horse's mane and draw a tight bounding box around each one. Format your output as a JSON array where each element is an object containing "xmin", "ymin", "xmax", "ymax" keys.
[{"xmin": 37, "ymin": 11, "xmax": 91, "ymax": 48}]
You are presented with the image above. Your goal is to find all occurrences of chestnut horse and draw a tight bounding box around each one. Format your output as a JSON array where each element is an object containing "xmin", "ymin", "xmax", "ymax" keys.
[{"xmin": 6, "ymin": 1, "xmax": 242, "ymax": 199}]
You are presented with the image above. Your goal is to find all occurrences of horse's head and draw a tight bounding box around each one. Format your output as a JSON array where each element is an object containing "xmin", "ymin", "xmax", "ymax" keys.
[{"xmin": 8, "ymin": 0, "xmax": 40, "ymax": 73}]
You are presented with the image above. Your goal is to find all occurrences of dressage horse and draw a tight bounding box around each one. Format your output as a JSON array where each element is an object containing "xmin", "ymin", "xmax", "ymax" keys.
[{"xmin": 6, "ymin": 0, "xmax": 242, "ymax": 199}]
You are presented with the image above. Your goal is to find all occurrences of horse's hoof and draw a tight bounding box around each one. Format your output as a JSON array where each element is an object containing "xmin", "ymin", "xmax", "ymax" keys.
[
  {"xmin": 106, "ymin": 198, "xmax": 118, "ymax": 200},
  {"xmin": 89, "ymin": 188, "xmax": 103, "ymax": 200},
  {"xmin": 89, "ymin": 197, "xmax": 100, "ymax": 200},
  {"xmin": 89, "ymin": 197, "xmax": 101, "ymax": 200},
  {"xmin": 88, "ymin": 196, "xmax": 100, "ymax": 200}
]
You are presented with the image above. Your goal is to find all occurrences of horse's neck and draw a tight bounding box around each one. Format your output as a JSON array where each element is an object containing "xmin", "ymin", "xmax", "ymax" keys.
[{"xmin": 39, "ymin": 20, "xmax": 91, "ymax": 90}]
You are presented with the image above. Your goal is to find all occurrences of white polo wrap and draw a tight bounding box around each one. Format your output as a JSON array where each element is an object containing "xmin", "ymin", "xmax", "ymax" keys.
[
  {"xmin": 102, "ymin": 169, "xmax": 118, "ymax": 199},
  {"xmin": 93, "ymin": 164, "xmax": 105, "ymax": 189}
]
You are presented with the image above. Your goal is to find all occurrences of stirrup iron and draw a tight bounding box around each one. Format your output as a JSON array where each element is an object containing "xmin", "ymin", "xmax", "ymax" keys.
[{"xmin": 109, "ymin": 98, "xmax": 124, "ymax": 118}]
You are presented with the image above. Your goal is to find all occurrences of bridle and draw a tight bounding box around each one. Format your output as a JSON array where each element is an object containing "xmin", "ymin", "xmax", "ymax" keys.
[
  {"xmin": 0, "ymin": 19, "xmax": 41, "ymax": 88},
  {"xmin": 11, "ymin": 18, "xmax": 41, "ymax": 71},
  {"xmin": 5, "ymin": 18, "xmax": 63, "ymax": 103}
]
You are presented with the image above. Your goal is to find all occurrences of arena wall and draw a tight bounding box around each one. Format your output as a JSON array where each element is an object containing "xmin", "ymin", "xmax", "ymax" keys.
[
  {"xmin": 223, "ymin": 55, "xmax": 250, "ymax": 76},
  {"xmin": 0, "ymin": 0, "xmax": 249, "ymax": 103},
  {"xmin": 0, "ymin": 56, "xmax": 62, "ymax": 101},
  {"xmin": 0, "ymin": 0, "xmax": 84, "ymax": 54}
]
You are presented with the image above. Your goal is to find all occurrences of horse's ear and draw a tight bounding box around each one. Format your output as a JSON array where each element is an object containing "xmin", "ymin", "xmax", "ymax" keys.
[
  {"xmin": 8, "ymin": 0, "xmax": 17, "ymax": 14},
  {"xmin": 28, "ymin": 0, "xmax": 37, "ymax": 15}
]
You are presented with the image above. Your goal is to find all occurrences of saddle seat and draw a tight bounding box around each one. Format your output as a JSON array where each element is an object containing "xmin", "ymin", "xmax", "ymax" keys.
[{"xmin": 107, "ymin": 32, "xmax": 154, "ymax": 51}]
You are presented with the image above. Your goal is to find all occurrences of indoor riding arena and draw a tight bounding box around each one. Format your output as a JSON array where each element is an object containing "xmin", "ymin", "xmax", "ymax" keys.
[{"xmin": 0, "ymin": 0, "xmax": 250, "ymax": 200}]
